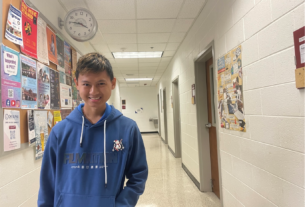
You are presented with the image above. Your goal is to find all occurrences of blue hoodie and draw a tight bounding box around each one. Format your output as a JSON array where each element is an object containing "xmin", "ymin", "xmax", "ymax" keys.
[{"xmin": 38, "ymin": 105, "xmax": 148, "ymax": 207}]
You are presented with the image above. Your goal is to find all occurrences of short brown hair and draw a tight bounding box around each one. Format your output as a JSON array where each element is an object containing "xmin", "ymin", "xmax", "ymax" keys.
[{"xmin": 75, "ymin": 52, "xmax": 114, "ymax": 80}]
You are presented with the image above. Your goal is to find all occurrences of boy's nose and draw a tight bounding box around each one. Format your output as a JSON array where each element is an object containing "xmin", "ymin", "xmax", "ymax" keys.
[{"xmin": 89, "ymin": 85, "xmax": 99, "ymax": 95}]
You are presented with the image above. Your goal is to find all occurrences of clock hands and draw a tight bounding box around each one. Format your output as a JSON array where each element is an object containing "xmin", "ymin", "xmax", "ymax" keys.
[{"xmin": 70, "ymin": 21, "xmax": 88, "ymax": 28}]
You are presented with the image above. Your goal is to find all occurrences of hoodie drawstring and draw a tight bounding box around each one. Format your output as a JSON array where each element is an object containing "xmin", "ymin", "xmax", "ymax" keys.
[
  {"xmin": 104, "ymin": 120, "xmax": 107, "ymax": 188},
  {"xmin": 80, "ymin": 116, "xmax": 84, "ymax": 147}
]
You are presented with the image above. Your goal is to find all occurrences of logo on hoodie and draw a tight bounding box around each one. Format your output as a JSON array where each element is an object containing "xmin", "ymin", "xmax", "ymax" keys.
[{"xmin": 113, "ymin": 139, "xmax": 124, "ymax": 151}]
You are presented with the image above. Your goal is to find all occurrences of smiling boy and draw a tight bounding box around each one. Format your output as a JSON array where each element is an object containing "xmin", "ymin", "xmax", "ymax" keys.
[{"xmin": 38, "ymin": 53, "xmax": 148, "ymax": 207}]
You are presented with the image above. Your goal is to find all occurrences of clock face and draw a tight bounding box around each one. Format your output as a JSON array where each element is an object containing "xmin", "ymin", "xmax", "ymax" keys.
[{"xmin": 64, "ymin": 8, "xmax": 98, "ymax": 42}]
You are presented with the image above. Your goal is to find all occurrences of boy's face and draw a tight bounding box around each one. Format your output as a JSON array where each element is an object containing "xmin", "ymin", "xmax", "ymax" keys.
[{"xmin": 75, "ymin": 70, "xmax": 116, "ymax": 110}]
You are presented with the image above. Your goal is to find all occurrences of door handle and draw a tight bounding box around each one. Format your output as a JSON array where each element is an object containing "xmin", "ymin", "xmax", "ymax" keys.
[{"xmin": 205, "ymin": 123, "xmax": 212, "ymax": 128}]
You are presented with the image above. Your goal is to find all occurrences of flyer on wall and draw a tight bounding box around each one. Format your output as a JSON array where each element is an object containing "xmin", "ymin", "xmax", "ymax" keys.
[
  {"xmin": 56, "ymin": 35, "xmax": 65, "ymax": 68},
  {"xmin": 59, "ymin": 71, "xmax": 66, "ymax": 84},
  {"xmin": 34, "ymin": 111, "xmax": 48, "ymax": 160},
  {"xmin": 20, "ymin": 0, "xmax": 38, "ymax": 59},
  {"xmin": 72, "ymin": 80, "xmax": 82, "ymax": 108},
  {"xmin": 21, "ymin": 54, "xmax": 37, "ymax": 109},
  {"xmin": 60, "ymin": 83, "xmax": 72, "ymax": 108},
  {"xmin": 64, "ymin": 41, "xmax": 72, "ymax": 76},
  {"xmin": 1, "ymin": 45, "xmax": 21, "ymax": 108},
  {"xmin": 72, "ymin": 48, "xmax": 77, "ymax": 78},
  {"xmin": 49, "ymin": 68, "xmax": 60, "ymax": 109},
  {"xmin": 53, "ymin": 110, "xmax": 62, "ymax": 124},
  {"xmin": 5, "ymin": 4, "xmax": 23, "ymax": 46},
  {"xmin": 27, "ymin": 110, "xmax": 36, "ymax": 146},
  {"xmin": 46, "ymin": 26, "xmax": 58, "ymax": 64},
  {"xmin": 66, "ymin": 75, "xmax": 72, "ymax": 86},
  {"xmin": 3, "ymin": 109, "xmax": 21, "ymax": 151},
  {"xmin": 37, "ymin": 18, "xmax": 49, "ymax": 65},
  {"xmin": 37, "ymin": 62, "xmax": 50, "ymax": 109}
]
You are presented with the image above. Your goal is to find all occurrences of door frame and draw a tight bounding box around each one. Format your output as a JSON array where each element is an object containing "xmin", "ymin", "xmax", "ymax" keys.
[
  {"xmin": 157, "ymin": 94, "xmax": 161, "ymax": 136},
  {"xmin": 194, "ymin": 41, "xmax": 222, "ymax": 200},
  {"xmin": 172, "ymin": 77, "xmax": 181, "ymax": 158},
  {"xmin": 163, "ymin": 88, "xmax": 168, "ymax": 144}
]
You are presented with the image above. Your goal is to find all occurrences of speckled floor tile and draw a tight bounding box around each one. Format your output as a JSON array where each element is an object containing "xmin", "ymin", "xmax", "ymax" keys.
[{"xmin": 137, "ymin": 133, "xmax": 221, "ymax": 207}]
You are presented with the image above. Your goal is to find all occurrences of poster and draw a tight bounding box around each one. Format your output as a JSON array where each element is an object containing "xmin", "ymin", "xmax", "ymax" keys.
[
  {"xmin": 60, "ymin": 83, "xmax": 72, "ymax": 108},
  {"xmin": 59, "ymin": 71, "xmax": 66, "ymax": 84},
  {"xmin": 72, "ymin": 48, "xmax": 77, "ymax": 79},
  {"xmin": 34, "ymin": 111, "xmax": 48, "ymax": 160},
  {"xmin": 293, "ymin": 26, "xmax": 305, "ymax": 69},
  {"xmin": 217, "ymin": 45, "xmax": 245, "ymax": 132},
  {"xmin": 3, "ymin": 109, "xmax": 20, "ymax": 151},
  {"xmin": 56, "ymin": 35, "xmax": 64, "ymax": 68},
  {"xmin": 53, "ymin": 111, "xmax": 62, "ymax": 124},
  {"xmin": 21, "ymin": 54, "xmax": 37, "ymax": 109},
  {"xmin": 20, "ymin": 0, "xmax": 38, "ymax": 59},
  {"xmin": 48, "ymin": 111, "xmax": 53, "ymax": 127},
  {"xmin": 5, "ymin": 4, "xmax": 23, "ymax": 46},
  {"xmin": 66, "ymin": 75, "xmax": 72, "ymax": 86},
  {"xmin": 64, "ymin": 41, "xmax": 72, "ymax": 76},
  {"xmin": 50, "ymin": 68, "xmax": 60, "ymax": 109},
  {"xmin": 37, "ymin": 62, "xmax": 50, "ymax": 109},
  {"xmin": 37, "ymin": 18, "xmax": 49, "ymax": 65},
  {"xmin": 1, "ymin": 45, "xmax": 21, "ymax": 108},
  {"xmin": 72, "ymin": 80, "xmax": 82, "ymax": 108},
  {"xmin": 27, "ymin": 110, "xmax": 36, "ymax": 146},
  {"xmin": 46, "ymin": 26, "xmax": 58, "ymax": 64},
  {"xmin": 61, "ymin": 109, "xmax": 72, "ymax": 120}
]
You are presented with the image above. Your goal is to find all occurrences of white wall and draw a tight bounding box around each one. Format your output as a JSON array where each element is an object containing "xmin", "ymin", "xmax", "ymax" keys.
[
  {"xmin": 108, "ymin": 81, "xmax": 121, "ymax": 111},
  {"xmin": 157, "ymin": 0, "xmax": 305, "ymax": 206},
  {"xmin": 120, "ymin": 87, "xmax": 158, "ymax": 132}
]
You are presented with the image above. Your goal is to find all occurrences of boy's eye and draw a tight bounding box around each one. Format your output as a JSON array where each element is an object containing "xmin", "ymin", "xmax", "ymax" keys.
[
  {"xmin": 83, "ymin": 84, "xmax": 89, "ymax": 86},
  {"xmin": 99, "ymin": 83, "xmax": 105, "ymax": 85}
]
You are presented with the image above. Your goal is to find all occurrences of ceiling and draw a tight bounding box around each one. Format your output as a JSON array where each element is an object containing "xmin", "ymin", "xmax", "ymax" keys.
[{"xmin": 58, "ymin": 0, "xmax": 207, "ymax": 87}]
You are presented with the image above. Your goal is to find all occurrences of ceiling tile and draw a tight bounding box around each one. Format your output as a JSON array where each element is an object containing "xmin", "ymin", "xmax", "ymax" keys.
[
  {"xmin": 169, "ymin": 33, "xmax": 186, "ymax": 42},
  {"xmin": 115, "ymin": 59, "xmax": 138, "ymax": 64},
  {"xmin": 159, "ymin": 62, "xmax": 169, "ymax": 67},
  {"xmin": 139, "ymin": 62, "xmax": 159, "ymax": 67},
  {"xmin": 172, "ymin": 19, "xmax": 194, "ymax": 32},
  {"xmin": 137, "ymin": 19, "xmax": 175, "ymax": 33},
  {"xmin": 137, "ymin": 44, "xmax": 167, "ymax": 51},
  {"xmin": 138, "ymin": 58, "xmax": 161, "ymax": 63},
  {"xmin": 155, "ymin": 72, "xmax": 164, "ymax": 76},
  {"xmin": 60, "ymin": 0, "xmax": 86, "ymax": 10},
  {"xmin": 139, "ymin": 67, "xmax": 158, "ymax": 70},
  {"xmin": 116, "ymin": 62, "xmax": 138, "ymax": 67},
  {"xmin": 163, "ymin": 51, "xmax": 175, "ymax": 57},
  {"xmin": 93, "ymin": 44, "xmax": 110, "ymax": 53},
  {"xmin": 117, "ymin": 67, "xmax": 139, "ymax": 71},
  {"xmin": 87, "ymin": 0, "xmax": 135, "ymax": 20},
  {"xmin": 137, "ymin": 0, "xmax": 184, "ymax": 19},
  {"xmin": 89, "ymin": 31, "xmax": 106, "ymax": 44},
  {"xmin": 103, "ymin": 34, "xmax": 137, "ymax": 44},
  {"xmin": 108, "ymin": 44, "xmax": 138, "ymax": 52},
  {"xmin": 178, "ymin": 0, "xmax": 207, "ymax": 18},
  {"xmin": 138, "ymin": 33, "xmax": 170, "ymax": 44},
  {"xmin": 166, "ymin": 43, "xmax": 180, "ymax": 50},
  {"xmin": 98, "ymin": 20, "xmax": 136, "ymax": 34},
  {"xmin": 161, "ymin": 57, "xmax": 172, "ymax": 62},
  {"xmin": 139, "ymin": 70, "xmax": 156, "ymax": 74}
]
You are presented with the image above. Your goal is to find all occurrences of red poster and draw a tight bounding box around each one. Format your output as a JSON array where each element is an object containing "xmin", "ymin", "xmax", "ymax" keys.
[
  {"xmin": 293, "ymin": 26, "xmax": 305, "ymax": 69},
  {"xmin": 46, "ymin": 27, "xmax": 58, "ymax": 64},
  {"xmin": 20, "ymin": 0, "xmax": 38, "ymax": 59}
]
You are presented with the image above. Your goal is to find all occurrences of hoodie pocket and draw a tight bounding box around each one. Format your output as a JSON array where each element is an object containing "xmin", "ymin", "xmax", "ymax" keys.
[{"xmin": 56, "ymin": 194, "xmax": 115, "ymax": 207}]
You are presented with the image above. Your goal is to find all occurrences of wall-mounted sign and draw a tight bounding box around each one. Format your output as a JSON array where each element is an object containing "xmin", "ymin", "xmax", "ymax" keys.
[
  {"xmin": 293, "ymin": 26, "xmax": 305, "ymax": 69},
  {"xmin": 122, "ymin": 99, "xmax": 126, "ymax": 109}
]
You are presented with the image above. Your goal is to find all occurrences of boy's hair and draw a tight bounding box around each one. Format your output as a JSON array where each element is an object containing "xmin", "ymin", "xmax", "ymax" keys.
[{"xmin": 75, "ymin": 52, "xmax": 114, "ymax": 81}]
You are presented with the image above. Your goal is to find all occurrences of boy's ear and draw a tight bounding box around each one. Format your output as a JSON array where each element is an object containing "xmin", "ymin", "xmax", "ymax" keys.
[
  {"xmin": 111, "ymin": 78, "xmax": 116, "ymax": 90},
  {"xmin": 74, "ymin": 78, "xmax": 78, "ymax": 87}
]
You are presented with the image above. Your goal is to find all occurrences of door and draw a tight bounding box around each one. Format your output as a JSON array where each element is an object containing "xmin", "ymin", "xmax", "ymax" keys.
[
  {"xmin": 157, "ymin": 94, "xmax": 161, "ymax": 136},
  {"xmin": 163, "ymin": 89, "xmax": 168, "ymax": 144},
  {"xmin": 172, "ymin": 79, "xmax": 181, "ymax": 158},
  {"xmin": 206, "ymin": 57, "xmax": 220, "ymax": 198}
]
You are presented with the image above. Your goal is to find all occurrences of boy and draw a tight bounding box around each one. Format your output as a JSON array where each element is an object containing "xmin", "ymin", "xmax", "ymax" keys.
[{"xmin": 38, "ymin": 53, "xmax": 148, "ymax": 207}]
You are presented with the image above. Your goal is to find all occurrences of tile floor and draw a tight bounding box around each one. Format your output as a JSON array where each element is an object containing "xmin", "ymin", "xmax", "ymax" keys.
[{"xmin": 136, "ymin": 133, "xmax": 221, "ymax": 207}]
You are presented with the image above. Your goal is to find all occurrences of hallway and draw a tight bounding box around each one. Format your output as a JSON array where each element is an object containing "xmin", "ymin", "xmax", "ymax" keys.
[{"xmin": 137, "ymin": 133, "xmax": 221, "ymax": 207}]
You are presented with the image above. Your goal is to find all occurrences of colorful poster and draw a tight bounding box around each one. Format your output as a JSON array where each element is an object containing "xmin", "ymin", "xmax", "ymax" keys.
[
  {"xmin": 34, "ymin": 111, "xmax": 48, "ymax": 160},
  {"xmin": 56, "ymin": 35, "xmax": 64, "ymax": 68},
  {"xmin": 1, "ymin": 45, "xmax": 21, "ymax": 108},
  {"xmin": 37, "ymin": 62, "xmax": 50, "ymax": 109},
  {"xmin": 46, "ymin": 26, "xmax": 58, "ymax": 64},
  {"xmin": 72, "ymin": 48, "xmax": 77, "ymax": 79},
  {"xmin": 53, "ymin": 111, "xmax": 62, "ymax": 124},
  {"xmin": 217, "ymin": 45, "xmax": 245, "ymax": 132},
  {"xmin": 60, "ymin": 83, "xmax": 72, "ymax": 108},
  {"xmin": 66, "ymin": 75, "xmax": 72, "ymax": 86},
  {"xmin": 20, "ymin": 0, "xmax": 38, "ymax": 59},
  {"xmin": 50, "ymin": 68, "xmax": 60, "ymax": 109},
  {"xmin": 3, "ymin": 109, "xmax": 20, "ymax": 151},
  {"xmin": 64, "ymin": 41, "xmax": 72, "ymax": 76},
  {"xmin": 59, "ymin": 71, "xmax": 66, "ymax": 84},
  {"xmin": 21, "ymin": 55, "xmax": 37, "ymax": 109},
  {"xmin": 5, "ymin": 4, "xmax": 23, "ymax": 46},
  {"xmin": 27, "ymin": 110, "xmax": 36, "ymax": 146},
  {"xmin": 72, "ymin": 80, "xmax": 82, "ymax": 108},
  {"xmin": 61, "ymin": 109, "xmax": 72, "ymax": 120},
  {"xmin": 37, "ymin": 18, "xmax": 49, "ymax": 65}
]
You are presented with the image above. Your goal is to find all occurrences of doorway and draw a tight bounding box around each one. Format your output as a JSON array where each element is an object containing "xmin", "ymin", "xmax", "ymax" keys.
[
  {"xmin": 172, "ymin": 78, "xmax": 181, "ymax": 158},
  {"xmin": 157, "ymin": 94, "xmax": 161, "ymax": 136},
  {"xmin": 194, "ymin": 42, "xmax": 221, "ymax": 199},
  {"xmin": 163, "ymin": 88, "xmax": 168, "ymax": 144}
]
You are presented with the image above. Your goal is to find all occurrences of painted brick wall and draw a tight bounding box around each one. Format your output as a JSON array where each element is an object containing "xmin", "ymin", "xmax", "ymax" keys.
[{"xmin": 157, "ymin": 0, "xmax": 305, "ymax": 206}]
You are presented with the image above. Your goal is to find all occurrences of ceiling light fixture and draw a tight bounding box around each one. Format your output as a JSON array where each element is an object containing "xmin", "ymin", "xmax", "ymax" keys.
[
  {"xmin": 112, "ymin": 52, "xmax": 163, "ymax": 59},
  {"xmin": 125, "ymin": 78, "xmax": 153, "ymax": 81}
]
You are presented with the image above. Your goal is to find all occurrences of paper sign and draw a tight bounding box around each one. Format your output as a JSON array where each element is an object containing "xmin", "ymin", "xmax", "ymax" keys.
[
  {"xmin": 3, "ymin": 51, "xmax": 18, "ymax": 76},
  {"xmin": 3, "ymin": 110, "xmax": 21, "ymax": 151},
  {"xmin": 48, "ymin": 111, "xmax": 53, "ymax": 127},
  {"xmin": 5, "ymin": 5, "xmax": 23, "ymax": 46}
]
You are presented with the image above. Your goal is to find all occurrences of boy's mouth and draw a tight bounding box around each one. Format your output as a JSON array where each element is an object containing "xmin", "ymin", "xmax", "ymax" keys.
[{"xmin": 89, "ymin": 97, "xmax": 101, "ymax": 100}]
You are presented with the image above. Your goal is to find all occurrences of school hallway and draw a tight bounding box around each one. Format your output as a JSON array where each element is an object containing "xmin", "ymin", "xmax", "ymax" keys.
[{"xmin": 137, "ymin": 133, "xmax": 221, "ymax": 207}]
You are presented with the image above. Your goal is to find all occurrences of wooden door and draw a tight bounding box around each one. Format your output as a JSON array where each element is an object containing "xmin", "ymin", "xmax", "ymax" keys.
[{"xmin": 206, "ymin": 57, "xmax": 220, "ymax": 198}]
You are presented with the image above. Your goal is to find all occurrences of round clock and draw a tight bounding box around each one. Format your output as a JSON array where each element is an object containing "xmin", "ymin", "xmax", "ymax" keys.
[{"xmin": 64, "ymin": 8, "xmax": 98, "ymax": 42}]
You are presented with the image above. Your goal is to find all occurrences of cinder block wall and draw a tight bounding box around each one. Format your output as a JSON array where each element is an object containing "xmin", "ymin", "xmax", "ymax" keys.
[{"xmin": 158, "ymin": 0, "xmax": 304, "ymax": 206}]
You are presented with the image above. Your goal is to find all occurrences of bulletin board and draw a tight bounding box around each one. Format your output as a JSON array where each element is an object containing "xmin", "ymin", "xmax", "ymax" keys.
[
  {"xmin": 0, "ymin": 0, "xmax": 80, "ymax": 157},
  {"xmin": 217, "ymin": 45, "xmax": 246, "ymax": 132}
]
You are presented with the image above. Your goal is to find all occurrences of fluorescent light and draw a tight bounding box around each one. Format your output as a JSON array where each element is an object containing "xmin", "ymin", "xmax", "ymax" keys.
[
  {"xmin": 125, "ymin": 78, "xmax": 153, "ymax": 81},
  {"xmin": 112, "ymin": 52, "xmax": 163, "ymax": 58}
]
